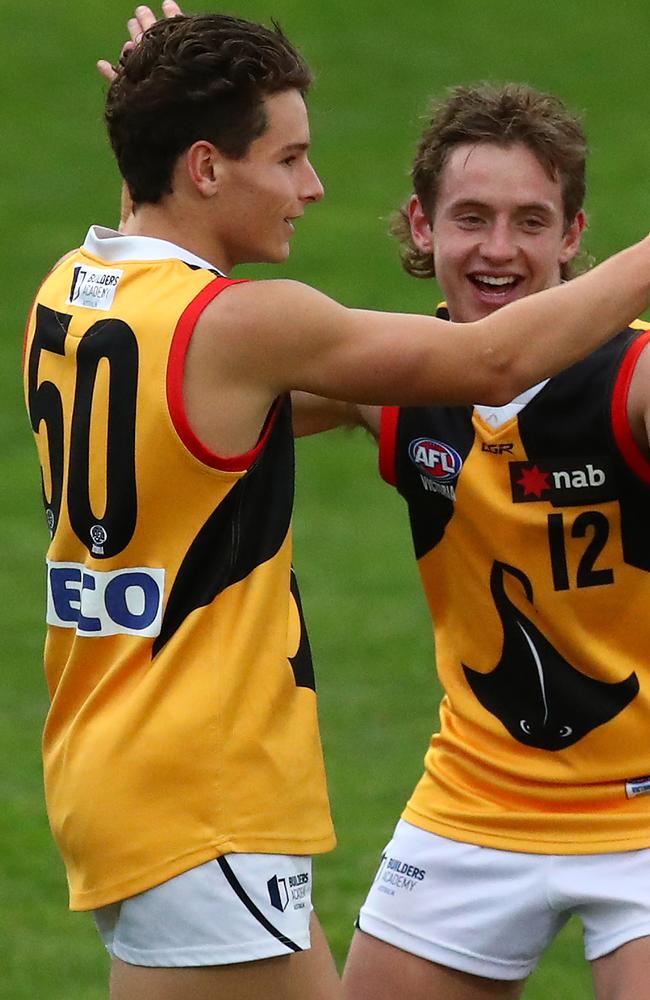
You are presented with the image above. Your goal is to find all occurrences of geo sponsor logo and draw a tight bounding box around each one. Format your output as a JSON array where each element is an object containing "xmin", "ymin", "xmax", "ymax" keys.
[
  {"xmin": 509, "ymin": 458, "xmax": 615, "ymax": 507},
  {"xmin": 626, "ymin": 775, "xmax": 650, "ymax": 799},
  {"xmin": 46, "ymin": 561, "xmax": 165, "ymax": 637}
]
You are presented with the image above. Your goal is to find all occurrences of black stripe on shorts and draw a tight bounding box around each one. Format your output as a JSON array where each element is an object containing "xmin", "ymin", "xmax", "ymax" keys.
[{"xmin": 216, "ymin": 856, "xmax": 303, "ymax": 954}]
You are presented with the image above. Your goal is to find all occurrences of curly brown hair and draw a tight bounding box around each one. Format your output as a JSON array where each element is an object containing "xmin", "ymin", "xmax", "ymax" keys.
[
  {"xmin": 392, "ymin": 83, "xmax": 588, "ymax": 281},
  {"xmin": 106, "ymin": 14, "xmax": 313, "ymax": 205}
]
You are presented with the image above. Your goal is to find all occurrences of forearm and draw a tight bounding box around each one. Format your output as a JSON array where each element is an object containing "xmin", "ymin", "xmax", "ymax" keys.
[
  {"xmin": 291, "ymin": 391, "xmax": 361, "ymax": 437},
  {"xmin": 471, "ymin": 235, "xmax": 650, "ymax": 403}
]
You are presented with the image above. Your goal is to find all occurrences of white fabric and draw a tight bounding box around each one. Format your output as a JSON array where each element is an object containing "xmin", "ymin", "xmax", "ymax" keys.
[
  {"xmin": 83, "ymin": 225, "xmax": 225, "ymax": 273},
  {"xmin": 94, "ymin": 853, "xmax": 313, "ymax": 967},
  {"xmin": 474, "ymin": 379, "xmax": 548, "ymax": 429},
  {"xmin": 358, "ymin": 820, "xmax": 650, "ymax": 980}
]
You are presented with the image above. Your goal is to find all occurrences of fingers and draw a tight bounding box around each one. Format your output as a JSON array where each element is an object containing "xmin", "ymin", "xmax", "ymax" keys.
[
  {"xmin": 96, "ymin": 59, "xmax": 118, "ymax": 83},
  {"xmin": 162, "ymin": 0, "xmax": 184, "ymax": 16},
  {"xmin": 97, "ymin": 3, "xmax": 184, "ymax": 85}
]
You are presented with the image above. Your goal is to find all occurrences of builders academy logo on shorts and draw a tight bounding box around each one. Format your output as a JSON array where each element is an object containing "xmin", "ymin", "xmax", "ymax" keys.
[
  {"xmin": 374, "ymin": 852, "xmax": 426, "ymax": 896},
  {"xmin": 267, "ymin": 871, "xmax": 310, "ymax": 912}
]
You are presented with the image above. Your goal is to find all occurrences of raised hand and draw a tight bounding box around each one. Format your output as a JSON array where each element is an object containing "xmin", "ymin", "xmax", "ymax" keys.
[{"xmin": 97, "ymin": 1, "xmax": 184, "ymax": 83}]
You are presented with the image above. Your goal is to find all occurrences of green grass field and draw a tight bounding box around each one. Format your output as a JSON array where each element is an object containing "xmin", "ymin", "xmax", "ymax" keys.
[{"xmin": 4, "ymin": 0, "xmax": 650, "ymax": 995}]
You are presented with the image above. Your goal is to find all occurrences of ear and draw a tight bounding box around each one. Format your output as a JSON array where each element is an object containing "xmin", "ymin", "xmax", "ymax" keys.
[
  {"xmin": 559, "ymin": 209, "xmax": 586, "ymax": 264},
  {"xmin": 408, "ymin": 194, "xmax": 434, "ymax": 254},
  {"xmin": 185, "ymin": 140, "xmax": 224, "ymax": 198}
]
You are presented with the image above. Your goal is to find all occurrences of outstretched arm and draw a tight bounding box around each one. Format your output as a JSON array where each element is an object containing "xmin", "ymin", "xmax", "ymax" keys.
[{"xmin": 204, "ymin": 236, "xmax": 650, "ymax": 410}]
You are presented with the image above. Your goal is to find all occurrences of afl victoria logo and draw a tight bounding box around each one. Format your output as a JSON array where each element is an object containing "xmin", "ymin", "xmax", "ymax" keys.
[{"xmin": 408, "ymin": 438, "xmax": 462, "ymax": 482}]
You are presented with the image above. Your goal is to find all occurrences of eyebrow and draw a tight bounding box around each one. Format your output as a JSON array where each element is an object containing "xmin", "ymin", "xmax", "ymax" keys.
[
  {"xmin": 278, "ymin": 141, "xmax": 310, "ymax": 155},
  {"xmin": 449, "ymin": 199, "xmax": 556, "ymax": 216}
]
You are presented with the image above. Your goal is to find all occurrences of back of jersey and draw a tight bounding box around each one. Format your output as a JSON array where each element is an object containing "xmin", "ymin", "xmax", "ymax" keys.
[{"xmin": 23, "ymin": 231, "xmax": 335, "ymax": 911}]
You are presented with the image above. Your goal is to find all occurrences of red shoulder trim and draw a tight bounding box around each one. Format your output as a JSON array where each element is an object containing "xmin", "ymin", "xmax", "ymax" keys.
[
  {"xmin": 167, "ymin": 276, "xmax": 278, "ymax": 472},
  {"xmin": 611, "ymin": 330, "xmax": 650, "ymax": 484},
  {"xmin": 379, "ymin": 406, "xmax": 400, "ymax": 486}
]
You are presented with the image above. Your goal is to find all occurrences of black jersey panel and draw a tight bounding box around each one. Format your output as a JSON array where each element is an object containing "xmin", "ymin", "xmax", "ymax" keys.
[
  {"xmin": 517, "ymin": 330, "xmax": 650, "ymax": 570},
  {"xmin": 153, "ymin": 399, "xmax": 294, "ymax": 656},
  {"xmin": 395, "ymin": 405, "xmax": 476, "ymax": 560}
]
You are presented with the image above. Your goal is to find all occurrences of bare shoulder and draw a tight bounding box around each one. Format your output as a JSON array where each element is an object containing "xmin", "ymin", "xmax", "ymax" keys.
[
  {"xmin": 191, "ymin": 278, "xmax": 347, "ymax": 396},
  {"xmin": 203, "ymin": 278, "xmax": 337, "ymax": 333}
]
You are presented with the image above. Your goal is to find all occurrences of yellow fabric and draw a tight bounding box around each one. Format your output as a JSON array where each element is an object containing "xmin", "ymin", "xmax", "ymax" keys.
[
  {"xmin": 24, "ymin": 246, "xmax": 334, "ymax": 910},
  {"xmin": 404, "ymin": 406, "xmax": 650, "ymax": 853}
]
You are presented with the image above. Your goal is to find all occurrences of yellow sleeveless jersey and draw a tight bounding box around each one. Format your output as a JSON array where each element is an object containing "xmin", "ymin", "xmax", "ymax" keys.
[
  {"xmin": 380, "ymin": 306, "xmax": 650, "ymax": 853},
  {"xmin": 23, "ymin": 227, "xmax": 335, "ymax": 910}
]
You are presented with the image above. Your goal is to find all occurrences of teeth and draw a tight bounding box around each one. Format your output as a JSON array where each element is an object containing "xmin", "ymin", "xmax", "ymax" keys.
[{"xmin": 475, "ymin": 274, "xmax": 517, "ymax": 286}]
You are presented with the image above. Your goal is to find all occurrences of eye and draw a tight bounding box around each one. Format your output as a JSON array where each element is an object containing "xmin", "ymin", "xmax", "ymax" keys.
[
  {"xmin": 521, "ymin": 217, "xmax": 546, "ymax": 232},
  {"xmin": 558, "ymin": 725, "xmax": 573, "ymax": 738},
  {"xmin": 456, "ymin": 214, "xmax": 483, "ymax": 229},
  {"xmin": 281, "ymin": 155, "xmax": 298, "ymax": 167},
  {"xmin": 520, "ymin": 719, "xmax": 532, "ymax": 734}
]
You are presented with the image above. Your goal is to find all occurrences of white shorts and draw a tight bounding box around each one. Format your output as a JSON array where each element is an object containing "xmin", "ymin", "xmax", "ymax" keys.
[
  {"xmin": 358, "ymin": 820, "xmax": 650, "ymax": 981},
  {"xmin": 94, "ymin": 854, "xmax": 313, "ymax": 967}
]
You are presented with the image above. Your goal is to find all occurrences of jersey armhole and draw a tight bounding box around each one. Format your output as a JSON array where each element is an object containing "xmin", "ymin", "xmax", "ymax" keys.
[
  {"xmin": 167, "ymin": 276, "xmax": 279, "ymax": 472},
  {"xmin": 379, "ymin": 406, "xmax": 400, "ymax": 486},
  {"xmin": 611, "ymin": 330, "xmax": 650, "ymax": 484}
]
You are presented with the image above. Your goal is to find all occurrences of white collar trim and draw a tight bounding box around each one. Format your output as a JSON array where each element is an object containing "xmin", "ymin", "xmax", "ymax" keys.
[
  {"xmin": 475, "ymin": 379, "xmax": 548, "ymax": 429},
  {"xmin": 82, "ymin": 226, "xmax": 225, "ymax": 274}
]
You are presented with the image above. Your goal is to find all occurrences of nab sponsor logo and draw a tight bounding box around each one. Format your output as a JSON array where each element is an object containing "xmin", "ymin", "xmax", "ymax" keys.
[
  {"xmin": 408, "ymin": 438, "xmax": 462, "ymax": 500},
  {"xmin": 267, "ymin": 871, "xmax": 310, "ymax": 912},
  {"xmin": 510, "ymin": 458, "xmax": 615, "ymax": 507}
]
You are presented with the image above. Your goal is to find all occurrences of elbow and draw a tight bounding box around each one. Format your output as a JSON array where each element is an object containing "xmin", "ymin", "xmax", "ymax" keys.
[{"xmin": 472, "ymin": 348, "xmax": 525, "ymax": 407}]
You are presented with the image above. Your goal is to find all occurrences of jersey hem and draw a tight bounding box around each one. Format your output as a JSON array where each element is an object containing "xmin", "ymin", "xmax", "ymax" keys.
[
  {"xmin": 68, "ymin": 832, "xmax": 337, "ymax": 911},
  {"xmin": 401, "ymin": 806, "xmax": 650, "ymax": 856}
]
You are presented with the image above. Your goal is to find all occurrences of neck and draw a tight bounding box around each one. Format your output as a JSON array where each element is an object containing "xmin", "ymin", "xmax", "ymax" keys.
[{"xmin": 122, "ymin": 202, "xmax": 232, "ymax": 274}]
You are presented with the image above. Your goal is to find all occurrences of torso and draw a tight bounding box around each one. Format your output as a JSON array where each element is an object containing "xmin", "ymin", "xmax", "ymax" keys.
[{"xmin": 380, "ymin": 322, "xmax": 650, "ymax": 852}]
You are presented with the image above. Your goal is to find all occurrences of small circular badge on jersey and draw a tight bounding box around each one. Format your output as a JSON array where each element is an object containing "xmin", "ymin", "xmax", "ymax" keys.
[
  {"xmin": 90, "ymin": 525, "xmax": 108, "ymax": 546},
  {"xmin": 408, "ymin": 438, "xmax": 462, "ymax": 482}
]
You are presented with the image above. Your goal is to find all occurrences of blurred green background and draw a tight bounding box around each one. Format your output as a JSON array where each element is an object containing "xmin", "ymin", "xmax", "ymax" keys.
[{"xmin": 4, "ymin": 1, "xmax": 650, "ymax": 996}]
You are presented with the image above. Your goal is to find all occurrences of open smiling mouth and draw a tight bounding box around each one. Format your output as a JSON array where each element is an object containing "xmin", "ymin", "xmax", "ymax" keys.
[{"xmin": 469, "ymin": 274, "xmax": 522, "ymax": 293}]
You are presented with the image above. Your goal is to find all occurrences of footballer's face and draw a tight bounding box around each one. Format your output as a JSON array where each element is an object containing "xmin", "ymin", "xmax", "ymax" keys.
[
  {"xmin": 212, "ymin": 88, "xmax": 324, "ymax": 270},
  {"xmin": 409, "ymin": 141, "xmax": 585, "ymax": 323}
]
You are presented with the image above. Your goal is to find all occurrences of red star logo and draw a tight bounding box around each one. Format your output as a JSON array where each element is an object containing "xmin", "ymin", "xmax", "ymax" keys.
[{"xmin": 517, "ymin": 464, "xmax": 550, "ymax": 498}]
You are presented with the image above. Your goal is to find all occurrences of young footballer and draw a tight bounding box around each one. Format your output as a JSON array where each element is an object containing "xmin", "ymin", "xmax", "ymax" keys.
[{"xmin": 25, "ymin": 13, "xmax": 650, "ymax": 1000}]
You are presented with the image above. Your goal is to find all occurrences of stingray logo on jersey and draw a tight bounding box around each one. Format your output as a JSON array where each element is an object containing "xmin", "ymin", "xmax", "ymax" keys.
[
  {"xmin": 408, "ymin": 438, "xmax": 462, "ymax": 500},
  {"xmin": 267, "ymin": 871, "xmax": 310, "ymax": 912},
  {"xmin": 510, "ymin": 457, "xmax": 615, "ymax": 507},
  {"xmin": 46, "ymin": 561, "xmax": 165, "ymax": 637},
  {"xmin": 374, "ymin": 852, "xmax": 426, "ymax": 895},
  {"xmin": 66, "ymin": 265, "xmax": 123, "ymax": 311}
]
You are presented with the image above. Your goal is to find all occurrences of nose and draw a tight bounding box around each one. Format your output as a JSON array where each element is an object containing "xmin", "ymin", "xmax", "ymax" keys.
[
  {"xmin": 302, "ymin": 160, "xmax": 324, "ymax": 204},
  {"xmin": 479, "ymin": 219, "xmax": 516, "ymax": 263}
]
